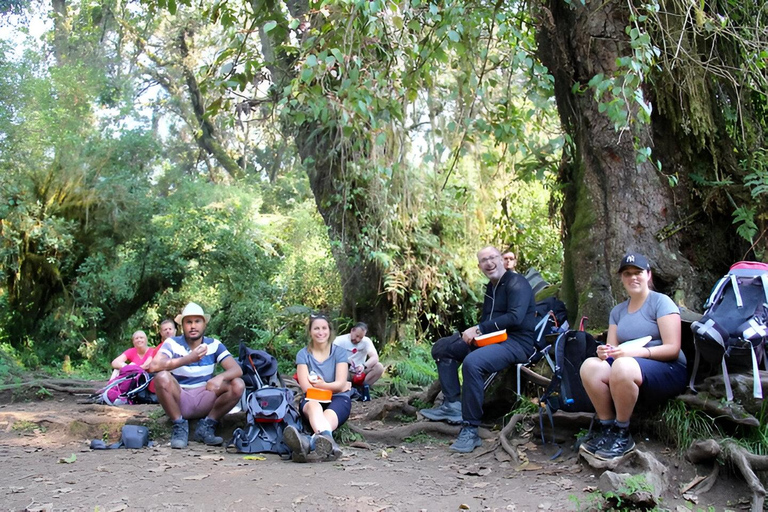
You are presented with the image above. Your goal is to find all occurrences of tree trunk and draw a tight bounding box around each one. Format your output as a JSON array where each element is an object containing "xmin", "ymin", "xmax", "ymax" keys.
[
  {"xmin": 258, "ymin": 0, "xmax": 392, "ymax": 341},
  {"xmin": 533, "ymin": 0, "xmax": 726, "ymax": 327},
  {"xmin": 292, "ymin": 122, "xmax": 391, "ymax": 341}
]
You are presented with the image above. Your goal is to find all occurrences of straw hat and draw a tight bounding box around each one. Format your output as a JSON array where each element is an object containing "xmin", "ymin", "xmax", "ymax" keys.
[{"xmin": 174, "ymin": 302, "xmax": 211, "ymax": 325}]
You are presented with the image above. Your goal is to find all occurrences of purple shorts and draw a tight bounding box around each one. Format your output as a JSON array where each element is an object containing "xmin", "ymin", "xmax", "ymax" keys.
[{"xmin": 180, "ymin": 386, "xmax": 216, "ymax": 419}]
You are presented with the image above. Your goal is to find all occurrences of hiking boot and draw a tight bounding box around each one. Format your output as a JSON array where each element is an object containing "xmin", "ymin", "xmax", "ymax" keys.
[
  {"xmin": 420, "ymin": 400, "xmax": 462, "ymax": 424},
  {"xmin": 594, "ymin": 427, "xmax": 636, "ymax": 460},
  {"xmin": 579, "ymin": 423, "xmax": 617, "ymax": 455},
  {"xmin": 170, "ymin": 419, "xmax": 189, "ymax": 449},
  {"xmin": 449, "ymin": 426, "xmax": 482, "ymax": 453},
  {"xmin": 314, "ymin": 433, "xmax": 343, "ymax": 461},
  {"xmin": 193, "ymin": 418, "xmax": 223, "ymax": 446},
  {"xmin": 284, "ymin": 425, "xmax": 310, "ymax": 463}
]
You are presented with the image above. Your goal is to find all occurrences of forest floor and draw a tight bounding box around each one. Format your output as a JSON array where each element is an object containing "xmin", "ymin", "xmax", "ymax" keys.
[{"xmin": 0, "ymin": 387, "xmax": 755, "ymax": 512}]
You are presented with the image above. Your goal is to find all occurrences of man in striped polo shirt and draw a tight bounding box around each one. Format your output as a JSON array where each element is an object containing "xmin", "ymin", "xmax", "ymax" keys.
[{"xmin": 150, "ymin": 303, "xmax": 244, "ymax": 449}]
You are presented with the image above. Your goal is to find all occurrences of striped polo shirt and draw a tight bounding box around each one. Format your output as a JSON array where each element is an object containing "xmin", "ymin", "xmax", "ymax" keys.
[{"xmin": 159, "ymin": 335, "xmax": 232, "ymax": 389}]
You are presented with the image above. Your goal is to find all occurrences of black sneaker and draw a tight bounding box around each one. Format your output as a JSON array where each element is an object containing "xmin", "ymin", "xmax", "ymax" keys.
[
  {"xmin": 283, "ymin": 425, "xmax": 310, "ymax": 463},
  {"xmin": 594, "ymin": 428, "xmax": 635, "ymax": 460},
  {"xmin": 170, "ymin": 419, "xmax": 189, "ymax": 449},
  {"xmin": 580, "ymin": 423, "xmax": 617, "ymax": 455},
  {"xmin": 314, "ymin": 433, "xmax": 342, "ymax": 461},
  {"xmin": 193, "ymin": 418, "xmax": 223, "ymax": 446}
]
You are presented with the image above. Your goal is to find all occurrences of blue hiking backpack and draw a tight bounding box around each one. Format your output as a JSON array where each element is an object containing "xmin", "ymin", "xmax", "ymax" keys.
[
  {"xmin": 689, "ymin": 261, "xmax": 768, "ymax": 401},
  {"xmin": 227, "ymin": 386, "xmax": 304, "ymax": 456}
]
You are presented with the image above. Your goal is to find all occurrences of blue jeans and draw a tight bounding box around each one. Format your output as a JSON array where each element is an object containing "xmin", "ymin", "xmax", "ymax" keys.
[{"xmin": 432, "ymin": 333, "xmax": 531, "ymax": 426}]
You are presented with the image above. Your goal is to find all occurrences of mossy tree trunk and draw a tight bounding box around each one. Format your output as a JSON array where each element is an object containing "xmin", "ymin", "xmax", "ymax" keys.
[{"xmin": 533, "ymin": 0, "xmax": 738, "ymax": 327}]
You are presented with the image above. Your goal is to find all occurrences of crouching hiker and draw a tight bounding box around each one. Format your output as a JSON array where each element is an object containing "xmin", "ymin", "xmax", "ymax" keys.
[
  {"xmin": 283, "ymin": 314, "xmax": 350, "ymax": 462},
  {"xmin": 149, "ymin": 302, "xmax": 244, "ymax": 449}
]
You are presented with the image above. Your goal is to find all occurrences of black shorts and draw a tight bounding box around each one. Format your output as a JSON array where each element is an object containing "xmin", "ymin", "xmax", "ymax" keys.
[{"xmin": 300, "ymin": 393, "xmax": 351, "ymax": 426}]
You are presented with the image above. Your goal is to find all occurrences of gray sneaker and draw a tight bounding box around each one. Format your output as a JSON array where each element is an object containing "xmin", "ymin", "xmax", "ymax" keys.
[
  {"xmin": 314, "ymin": 433, "xmax": 342, "ymax": 461},
  {"xmin": 449, "ymin": 426, "xmax": 482, "ymax": 453},
  {"xmin": 420, "ymin": 401, "xmax": 462, "ymax": 424},
  {"xmin": 193, "ymin": 418, "xmax": 223, "ymax": 446},
  {"xmin": 170, "ymin": 419, "xmax": 189, "ymax": 449},
  {"xmin": 284, "ymin": 425, "xmax": 310, "ymax": 463}
]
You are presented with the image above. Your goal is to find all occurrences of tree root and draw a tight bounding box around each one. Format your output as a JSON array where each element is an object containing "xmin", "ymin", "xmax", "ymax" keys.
[
  {"xmin": 357, "ymin": 398, "xmax": 418, "ymax": 421},
  {"xmin": 347, "ymin": 421, "xmax": 494, "ymax": 445},
  {"xmin": 686, "ymin": 439, "xmax": 768, "ymax": 510},
  {"xmin": 722, "ymin": 440, "xmax": 768, "ymax": 511},
  {"xmin": 408, "ymin": 380, "xmax": 442, "ymax": 406},
  {"xmin": 0, "ymin": 378, "xmax": 100, "ymax": 394},
  {"xmin": 676, "ymin": 394, "xmax": 759, "ymax": 427},
  {"xmin": 497, "ymin": 413, "xmax": 525, "ymax": 465}
]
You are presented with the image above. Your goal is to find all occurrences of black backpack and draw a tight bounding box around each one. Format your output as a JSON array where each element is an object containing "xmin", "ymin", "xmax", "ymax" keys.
[
  {"xmin": 237, "ymin": 342, "xmax": 282, "ymax": 389},
  {"xmin": 228, "ymin": 386, "xmax": 304, "ymax": 456},
  {"xmin": 689, "ymin": 261, "xmax": 768, "ymax": 401},
  {"xmin": 538, "ymin": 329, "xmax": 598, "ymax": 456}
]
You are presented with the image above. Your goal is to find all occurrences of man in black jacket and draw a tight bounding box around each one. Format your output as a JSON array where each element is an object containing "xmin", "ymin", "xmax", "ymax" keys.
[{"xmin": 420, "ymin": 246, "xmax": 537, "ymax": 452}]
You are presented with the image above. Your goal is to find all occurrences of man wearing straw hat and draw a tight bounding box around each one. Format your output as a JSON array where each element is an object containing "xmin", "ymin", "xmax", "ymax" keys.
[{"xmin": 150, "ymin": 302, "xmax": 244, "ymax": 449}]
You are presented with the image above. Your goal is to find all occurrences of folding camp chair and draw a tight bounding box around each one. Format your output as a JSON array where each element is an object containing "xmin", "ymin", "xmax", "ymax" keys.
[{"xmin": 483, "ymin": 312, "xmax": 559, "ymax": 396}]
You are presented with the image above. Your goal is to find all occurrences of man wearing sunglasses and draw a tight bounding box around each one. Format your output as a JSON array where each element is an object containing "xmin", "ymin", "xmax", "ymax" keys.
[{"xmin": 420, "ymin": 246, "xmax": 537, "ymax": 452}]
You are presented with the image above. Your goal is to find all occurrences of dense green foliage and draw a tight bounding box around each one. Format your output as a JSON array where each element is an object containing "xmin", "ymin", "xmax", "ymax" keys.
[{"xmin": 0, "ymin": 2, "xmax": 562, "ymax": 382}]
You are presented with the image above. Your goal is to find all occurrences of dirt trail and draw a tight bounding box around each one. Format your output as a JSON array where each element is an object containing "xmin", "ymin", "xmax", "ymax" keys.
[{"xmin": 0, "ymin": 392, "xmax": 752, "ymax": 511}]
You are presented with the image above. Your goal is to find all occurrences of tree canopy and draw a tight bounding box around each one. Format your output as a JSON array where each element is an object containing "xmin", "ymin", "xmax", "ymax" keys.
[{"xmin": 0, "ymin": 0, "xmax": 766, "ymax": 376}]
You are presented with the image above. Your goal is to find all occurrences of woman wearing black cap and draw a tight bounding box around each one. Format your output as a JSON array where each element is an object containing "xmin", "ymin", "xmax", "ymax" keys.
[{"xmin": 579, "ymin": 253, "xmax": 687, "ymax": 460}]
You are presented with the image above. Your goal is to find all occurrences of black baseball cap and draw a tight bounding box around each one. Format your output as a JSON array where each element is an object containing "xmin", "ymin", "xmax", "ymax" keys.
[{"xmin": 618, "ymin": 252, "xmax": 651, "ymax": 273}]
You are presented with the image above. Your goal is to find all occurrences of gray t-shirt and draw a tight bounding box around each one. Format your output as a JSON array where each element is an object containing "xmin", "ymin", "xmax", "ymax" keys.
[
  {"xmin": 609, "ymin": 291, "xmax": 685, "ymax": 364},
  {"xmin": 295, "ymin": 344, "xmax": 351, "ymax": 397}
]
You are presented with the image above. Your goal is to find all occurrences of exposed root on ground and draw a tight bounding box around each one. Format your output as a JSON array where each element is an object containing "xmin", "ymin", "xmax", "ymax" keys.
[
  {"xmin": 686, "ymin": 439, "xmax": 768, "ymax": 510},
  {"xmin": 347, "ymin": 421, "xmax": 494, "ymax": 445},
  {"xmin": 357, "ymin": 397, "xmax": 418, "ymax": 421},
  {"xmin": 498, "ymin": 413, "xmax": 525, "ymax": 464},
  {"xmin": 677, "ymin": 394, "xmax": 759, "ymax": 427},
  {"xmin": 0, "ymin": 378, "xmax": 100, "ymax": 394}
]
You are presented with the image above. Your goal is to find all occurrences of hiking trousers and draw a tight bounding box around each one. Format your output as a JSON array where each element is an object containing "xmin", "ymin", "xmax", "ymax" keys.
[{"xmin": 432, "ymin": 333, "xmax": 531, "ymax": 426}]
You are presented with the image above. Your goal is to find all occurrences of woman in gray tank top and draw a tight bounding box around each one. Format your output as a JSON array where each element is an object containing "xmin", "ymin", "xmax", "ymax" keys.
[{"xmin": 578, "ymin": 253, "xmax": 686, "ymax": 460}]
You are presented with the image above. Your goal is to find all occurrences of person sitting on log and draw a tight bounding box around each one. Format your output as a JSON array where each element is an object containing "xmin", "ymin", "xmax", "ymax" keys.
[
  {"xmin": 419, "ymin": 245, "xmax": 538, "ymax": 453},
  {"xmin": 579, "ymin": 252, "xmax": 687, "ymax": 460}
]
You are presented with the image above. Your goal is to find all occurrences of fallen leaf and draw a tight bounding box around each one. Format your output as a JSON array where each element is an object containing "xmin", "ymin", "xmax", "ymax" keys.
[
  {"xmin": 472, "ymin": 482, "xmax": 489, "ymax": 488},
  {"xmin": 182, "ymin": 474, "xmax": 209, "ymax": 481},
  {"xmin": 58, "ymin": 453, "xmax": 77, "ymax": 464},
  {"xmin": 243, "ymin": 455, "xmax": 266, "ymax": 461},
  {"xmin": 380, "ymin": 449, "xmax": 388, "ymax": 459},
  {"xmin": 459, "ymin": 504, "xmax": 470, "ymax": 510},
  {"xmin": 350, "ymin": 441, "xmax": 372, "ymax": 450}
]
